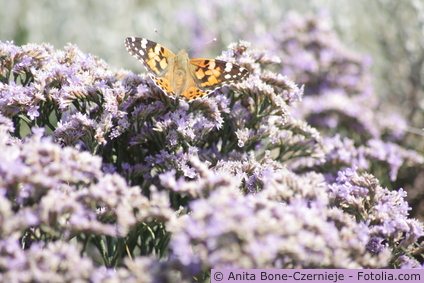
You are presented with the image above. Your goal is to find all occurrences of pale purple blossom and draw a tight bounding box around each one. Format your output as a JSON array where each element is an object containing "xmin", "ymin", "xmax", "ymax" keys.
[
  {"xmin": 169, "ymin": 185, "xmax": 390, "ymax": 271},
  {"xmin": 0, "ymin": 26, "xmax": 422, "ymax": 280},
  {"xmin": 329, "ymin": 169, "xmax": 423, "ymax": 245},
  {"xmin": 365, "ymin": 139, "xmax": 424, "ymax": 181}
]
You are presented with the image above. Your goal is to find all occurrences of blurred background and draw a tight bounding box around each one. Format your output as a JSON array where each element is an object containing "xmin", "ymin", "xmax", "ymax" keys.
[{"xmin": 1, "ymin": 0, "xmax": 423, "ymax": 217}]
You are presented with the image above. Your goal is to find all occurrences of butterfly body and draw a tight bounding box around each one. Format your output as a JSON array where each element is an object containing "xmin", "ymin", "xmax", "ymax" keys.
[
  {"xmin": 157, "ymin": 49, "xmax": 192, "ymax": 96},
  {"xmin": 125, "ymin": 37, "xmax": 249, "ymax": 101}
]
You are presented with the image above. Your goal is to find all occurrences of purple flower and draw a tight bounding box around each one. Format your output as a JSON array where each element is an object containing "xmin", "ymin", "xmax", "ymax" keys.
[
  {"xmin": 0, "ymin": 35, "xmax": 421, "ymax": 279},
  {"xmin": 329, "ymin": 168, "xmax": 424, "ymax": 245},
  {"xmin": 365, "ymin": 139, "xmax": 423, "ymax": 181},
  {"xmin": 0, "ymin": 238, "xmax": 27, "ymax": 271},
  {"xmin": 170, "ymin": 185, "xmax": 388, "ymax": 271},
  {"xmin": 27, "ymin": 105, "xmax": 40, "ymax": 120},
  {"xmin": 366, "ymin": 237, "xmax": 386, "ymax": 255}
]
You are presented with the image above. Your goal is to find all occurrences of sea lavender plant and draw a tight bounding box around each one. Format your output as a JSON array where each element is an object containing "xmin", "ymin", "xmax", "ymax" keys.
[
  {"xmin": 329, "ymin": 168, "xmax": 424, "ymax": 268},
  {"xmin": 269, "ymin": 13, "xmax": 424, "ymax": 189},
  {"xmin": 165, "ymin": 158, "xmax": 422, "ymax": 273},
  {"xmin": 0, "ymin": 37, "xmax": 422, "ymax": 282},
  {"xmin": 0, "ymin": 123, "xmax": 175, "ymax": 262},
  {"xmin": 166, "ymin": 156, "xmax": 424, "ymax": 272}
]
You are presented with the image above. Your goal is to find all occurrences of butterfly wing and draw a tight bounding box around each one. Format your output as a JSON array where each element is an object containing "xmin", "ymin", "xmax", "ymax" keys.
[
  {"xmin": 125, "ymin": 37, "xmax": 176, "ymax": 96},
  {"xmin": 125, "ymin": 38, "xmax": 249, "ymax": 100},
  {"xmin": 180, "ymin": 82, "xmax": 209, "ymax": 101},
  {"xmin": 149, "ymin": 75, "xmax": 175, "ymax": 96},
  {"xmin": 189, "ymin": 59, "xmax": 249, "ymax": 96},
  {"xmin": 125, "ymin": 37, "xmax": 175, "ymax": 76}
]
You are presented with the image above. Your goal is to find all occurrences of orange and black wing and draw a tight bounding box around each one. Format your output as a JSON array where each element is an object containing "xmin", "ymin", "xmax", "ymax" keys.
[
  {"xmin": 125, "ymin": 37, "xmax": 175, "ymax": 76},
  {"xmin": 189, "ymin": 58, "xmax": 249, "ymax": 95}
]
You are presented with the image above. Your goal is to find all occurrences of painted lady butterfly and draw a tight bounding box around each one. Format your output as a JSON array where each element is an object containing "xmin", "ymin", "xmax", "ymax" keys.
[{"xmin": 125, "ymin": 37, "xmax": 249, "ymax": 100}]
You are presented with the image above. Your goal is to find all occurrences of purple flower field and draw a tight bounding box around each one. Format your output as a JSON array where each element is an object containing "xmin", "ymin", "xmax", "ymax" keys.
[{"xmin": 0, "ymin": 3, "xmax": 423, "ymax": 282}]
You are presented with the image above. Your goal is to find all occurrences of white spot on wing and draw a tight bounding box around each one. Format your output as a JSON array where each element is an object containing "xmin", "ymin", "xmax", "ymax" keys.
[
  {"xmin": 224, "ymin": 74, "xmax": 231, "ymax": 79},
  {"xmin": 225, "ymin": 62, "xmax": 233, "ymax": 72},
  {"xmin": 141, "ymin": 38, "xmax": 148, "ymax": 48}
]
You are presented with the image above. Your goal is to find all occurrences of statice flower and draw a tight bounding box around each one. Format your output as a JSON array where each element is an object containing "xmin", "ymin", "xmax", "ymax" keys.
[
  {"xmin": 397, "ymin": 255, "xmax": 424, "ymax": 269},
  {"xmin": 169, "ymin": 184, "xmax": 390, "ymax": 271},
  {"xmin": 91, "ymin": 257, "xmax": 191, "ymax": 283},
  {"xmin": 0, "ymin": 129, "xmax": 102, "ymax": 207},
  {"xmin": 0, "ymin": 37, "xmax": 422, "ymax": 280},
  {"xmin": 275, "ymin": 12, "xmax": 373, "ymax": 97},
  {"xmin": 0, "ymin": 41, "xmax": 128, "ymax": 148},
  {"xmin": 53, "ymin": 112, "xmax": 96, "ymax": 146},
  {"xmin": 312, "ymin": 135, "xmax": 423, "ymax": 183},
  {"xmin": 270, "ymin": 13, "xmax": 423, "ymax": 185},
  {"xmin": 0, "ymin": 82, "xmax": 39, "ymax": 118},
  {"xmin": 159, "ymin": 156, "xmax": 240, "ymax": 198},
  {"xmin": 297, "ymin": 91, "xmax": 380, "ymax": 138},
  {"xmin": 321, "ymin": 135, "xmax": 368, "ymax": 170},
  {"xmin": 0, "ymin": 126, "xmax": 174, "ymax": 240},
  {"xmin": 0, "ymin": 240, "xmax": 94, "ymax": 282},
  {"xmin": 0, "ymin": 39, "xmax": 319, "ymax": 183},
  {"xmin": 39, "ymin": 174, "xmax": 174, "ymax": 237},
  {"xmin": 365, "ymin": 139, "xmax": 424, "ymax": 181},
  {"xmin": 164, "ymin": 156, "xmax": 420, "ymax": 273},
  {"xmin": 0, "ymin": 113, "xmax": 14, "ymax": 134},
  {"xmin": 0, "ymin": 238, "xmax": 189, "ymax": 283},
  {"xmin": 118, "ymin": 40, "xmax": 321, "ymax": 193},
  {"xmin": 329, "ymin": 169, "xmax": 423, "ymax": 251},
  {"xmin": 0, "ymin": 195, "xmax": 14, "ymax": 237}
]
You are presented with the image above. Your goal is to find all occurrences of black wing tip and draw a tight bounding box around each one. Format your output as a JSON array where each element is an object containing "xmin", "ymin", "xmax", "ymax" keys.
[
  {"xmin": 125, "ymin": 36, "xmax": 135, "ymax": 43},
  {"xmin": 125, "ymin": 36, "xmax": 144, "ymax": 44}
]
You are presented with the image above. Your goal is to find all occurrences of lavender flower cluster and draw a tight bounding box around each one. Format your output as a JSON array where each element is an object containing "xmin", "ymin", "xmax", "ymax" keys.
[
  {"xmin": 0, "ymin": 13, "xmax": 423, "ymax": 281},
  {"xmin": 270, "ymin": 13, "xmax": 423, "ymax": 185}
]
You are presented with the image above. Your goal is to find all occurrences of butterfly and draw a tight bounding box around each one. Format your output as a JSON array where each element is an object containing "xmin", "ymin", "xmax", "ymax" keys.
[{"xmin": 125, "ymin": 37, "xmax": 249, "ymax": 101}]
